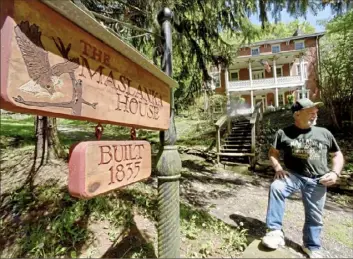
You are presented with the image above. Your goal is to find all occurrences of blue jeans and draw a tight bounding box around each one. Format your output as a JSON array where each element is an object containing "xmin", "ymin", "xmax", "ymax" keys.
[{"xmin": 266, "ymin": 172, "xmax": 327, "ymax": 251}]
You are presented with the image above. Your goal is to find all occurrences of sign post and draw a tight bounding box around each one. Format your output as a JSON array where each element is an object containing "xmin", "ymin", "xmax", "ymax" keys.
[
  {"xmin": 1, "ymin": 1, "xmax": 181, "ymax": 257},
  {"xmin": 156, "ymin": 8, "xmax": 182, "ymax": 258}
]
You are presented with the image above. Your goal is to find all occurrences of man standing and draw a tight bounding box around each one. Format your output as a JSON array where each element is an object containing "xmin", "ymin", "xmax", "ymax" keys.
[{"xmin": 261, "ymin": 98, "xmax": 344, "ymax": 258}]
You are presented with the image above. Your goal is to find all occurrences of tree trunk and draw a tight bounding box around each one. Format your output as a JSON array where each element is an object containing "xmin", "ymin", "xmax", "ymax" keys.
[{"xmin": 34, "ymin": 116, "xmax": 65, "ymax": 166}]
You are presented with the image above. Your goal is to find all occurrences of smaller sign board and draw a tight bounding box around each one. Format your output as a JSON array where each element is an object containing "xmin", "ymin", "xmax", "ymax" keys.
[{"xmin": 69, "ymin": 140, "xmax": 151, "ymax": 199}]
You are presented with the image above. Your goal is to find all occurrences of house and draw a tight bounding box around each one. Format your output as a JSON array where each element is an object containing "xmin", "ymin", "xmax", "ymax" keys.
[{"xmin": 210, "ymin": 30, "xmax": 325, "ymax": 114}]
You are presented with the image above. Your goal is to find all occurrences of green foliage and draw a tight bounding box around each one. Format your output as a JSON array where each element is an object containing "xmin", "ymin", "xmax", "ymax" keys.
[
  {"xmin": 319, "ymin": 10, "xmax": 353, "ymax": 129},
  {"xmin": 180, "ymin": 204, "xmax": 248, "ymax": 253},
  {"xmin": 209, "ymin": 94, "xmax": 227, "ymax": 108},
  {"xmin": 78, "ymin": 0, "xmax": 344, "ymax": 108},
  {"xmin": 251, "ymin": 20, "xmax": 316, "ymax": 42},
  {"xmin": 1, "ymin": 184, "xmax": 136, "ymax": 258},
  {"xmin": 287, "ymin": 94, "xmax": 294, "ymax": 105}
]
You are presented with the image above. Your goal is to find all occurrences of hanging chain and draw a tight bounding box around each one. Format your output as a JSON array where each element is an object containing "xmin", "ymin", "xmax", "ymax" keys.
[
  {"xmin": 95, "ymin": 123, "xmax": 104, "ymax": 140},
  {"xmin": 130, "ymin": 127, "xmax": 136, "ymax": 140}
]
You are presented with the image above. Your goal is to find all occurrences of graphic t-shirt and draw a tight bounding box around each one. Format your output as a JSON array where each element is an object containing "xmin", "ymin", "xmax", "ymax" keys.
[{"xmin": 272, "ymin": 125, "xmax": 340, "ymax": 177}]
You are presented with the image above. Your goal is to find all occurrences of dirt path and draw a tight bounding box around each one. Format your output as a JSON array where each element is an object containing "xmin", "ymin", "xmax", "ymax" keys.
[{"xmin": 179, "ymin": 153, "xmax": 353, "ymax": 258}]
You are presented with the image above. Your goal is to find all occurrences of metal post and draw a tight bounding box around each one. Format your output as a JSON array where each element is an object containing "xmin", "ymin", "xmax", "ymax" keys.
[{"xmin": 156, "ymin": 7, "xmax": 181, "ymax": 258}]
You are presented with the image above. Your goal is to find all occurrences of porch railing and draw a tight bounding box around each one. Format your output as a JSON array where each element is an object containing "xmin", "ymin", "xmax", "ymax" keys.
[{"xmin": 228, "ymin": 75, "xmax": 302, "ymax": 90}]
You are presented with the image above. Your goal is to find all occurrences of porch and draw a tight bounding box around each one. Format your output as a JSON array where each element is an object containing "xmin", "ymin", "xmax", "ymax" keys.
[
  {"xmin": 224, "ymin": 50, "xmax": 309, "ymax": 114},
  {"xmin": 227, "ymin": 86, "xmax": 310, "ymax": 116}
]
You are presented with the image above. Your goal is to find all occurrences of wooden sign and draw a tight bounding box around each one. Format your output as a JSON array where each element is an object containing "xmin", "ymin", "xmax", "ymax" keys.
[
  {"xmin": 0, "ymin": 0, "xmax": 177, "ymax": 130},
  {"xmin": 69, "ymin": 140, "xmax": 151, "ymax": 199}
]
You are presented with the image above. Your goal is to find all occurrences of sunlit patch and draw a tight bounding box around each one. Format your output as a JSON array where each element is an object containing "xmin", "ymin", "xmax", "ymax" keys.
[
  {"xmin": 51, "ymin": 76, "xmax": 64, "ymax": 89},
  {"xmin": 19, "ymin": 80, "xmax": 43, "ymax": 94}
]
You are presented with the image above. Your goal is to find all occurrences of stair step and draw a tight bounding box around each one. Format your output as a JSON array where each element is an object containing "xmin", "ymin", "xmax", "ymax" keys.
[
  {"xmin": 223, "ymin": 144, "xmax": 251, "ymax": 147},
  {"xmin": 218, "ymin": 152, "xmax": 255, "ymax": 157},
  {"xmin": 226, "ymin": 136, "xmax": 251, "ymax": 139},
  {"xmin": 232, "ymin": 127, "xmax": 250, "ymax": 129},
  {"xmin": 221, "ymin": 149, "xmax": 251, "ymax": 152},
  {"xmin": 225, "ymin": 139, "xmax": 251, "ymax": 142}
]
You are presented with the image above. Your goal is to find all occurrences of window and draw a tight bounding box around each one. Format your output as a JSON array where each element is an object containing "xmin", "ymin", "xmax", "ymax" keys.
[
  {"xmin": 296, "ymin": 63, "xmax": 308, "ymax": 79},
  {"xmin": 278, "ymin": 94, "xmax": 284, "ymax": 106},
  {"xmin": 252, "ymin": 69, "xmax": 264, "ymax": 79},
  {"xmin": 251, "ymin": 47, "xmax": 260, "ymax": 56},
  {"xmin": 299, "ymin": 91, "xmax": 309, "ymax": 99},
  {"xmin": 295, "ymin": 40, "xmax": 305, "ymax": 50},
  {"xmin": 272, "ymin": 45, "xmax": 280, "ymax": 53},
  {"xmin": 276, "ymin": 67, "xmax": 283, "ymax": 77},
  {"xmin": 229, "ymin": 70, "xmax": 239, "ymax": 81}
]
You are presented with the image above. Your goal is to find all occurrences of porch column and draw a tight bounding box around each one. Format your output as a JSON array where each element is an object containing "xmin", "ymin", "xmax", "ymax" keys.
[
  {"xmin": 248, "ymin": 60, "xmax": 253, "ymax": 87},
  {"xmin": 273, "ymin": 59, "xmax": 277, "ymax": 84},
  {"xmin": 250, "ymin": 90, "xmax": 254, "ymax": 112},
  {"xmin": 300, "ymin": 55, "xmax": 304, "ymax": 82},
  {"xmin": 224, "ymin": 69, "xmax": 230, "ymax": 105},
  {"xmin": 282, "ymin": 93, "xmax": 285, "ymax": 105},
  {"xmin": 275, "ymin": 88, "xmax": 279, "ymax": 108}
]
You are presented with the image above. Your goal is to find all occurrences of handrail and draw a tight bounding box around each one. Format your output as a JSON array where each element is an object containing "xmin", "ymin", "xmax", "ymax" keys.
[
  {"xmin": 249, "ymin": 101, "xmax": 263, "ymax": 168},
  {"xmin": 215, "ymin": 115, "xmax": 227, "ymax": 128},
  {"xmin": 214, "ymin": 114, "xmax": 231, "ymax": 163}
]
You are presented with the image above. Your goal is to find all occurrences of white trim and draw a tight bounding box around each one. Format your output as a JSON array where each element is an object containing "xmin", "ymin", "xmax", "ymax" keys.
[
  {"xmin": 251, "ymin": 47, "xmax": 260, "ymax": 56},
  {"xmin": 294, "ymin": 40, "xmax": 305, "ymax": 50},
  {"xmin": 271, "ymin": 44, "xmax": 281, "ymax": 53},
  {"xmin": 296, "ymin": 62, "xmax": 308, "ymax": 79}
]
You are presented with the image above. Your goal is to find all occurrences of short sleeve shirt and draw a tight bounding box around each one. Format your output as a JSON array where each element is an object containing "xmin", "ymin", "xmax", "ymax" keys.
[{"xmin": 272, "ymin": 125, "xmax": 340, "ymax": 177}]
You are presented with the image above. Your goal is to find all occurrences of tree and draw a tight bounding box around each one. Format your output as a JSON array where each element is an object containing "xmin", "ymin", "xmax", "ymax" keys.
[
  {"xmin": 317, "ymin": 10, "xmax": 353, "ymax": 129},
  {"xmin": 77, "ymin": 0, "xmax": 347, "ymax": 107},
  {"xmin": 254, "ymin": 20, "xmax": 316, "ymax": 41}
]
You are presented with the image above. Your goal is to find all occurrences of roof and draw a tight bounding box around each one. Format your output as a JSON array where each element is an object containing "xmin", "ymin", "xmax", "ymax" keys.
[{"xmin": 243, "ymin": 31, "xmax": 325, "ymax": 48}]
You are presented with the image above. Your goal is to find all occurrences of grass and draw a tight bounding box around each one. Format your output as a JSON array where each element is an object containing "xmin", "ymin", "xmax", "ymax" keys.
[
  {"xmin": 0, "ymin": 183, "xmax": 139, "ymax": 258},
  {"xmin": 175, "ymin": 117, "xmax": 216, "ymax": 149},
  {"xmin": 0, "ymin": 117, "xmax": 35, "ymax": 148},
  {"xmin": 326, "ymin": 222, "xmax": 353, "ymax": 249},
  {"xmin": 120, "ymin": 184, "xmax": 248, "ymax": 255},
  {"xmin": 0, "ymin": 112, "xmax": 242, "ymax": 258},
  {"xmin": 1, "ymin": 181, "xmax": 247, "ymax": 258}
]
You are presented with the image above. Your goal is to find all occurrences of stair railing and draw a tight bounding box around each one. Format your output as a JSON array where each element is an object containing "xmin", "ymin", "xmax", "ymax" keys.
[
  {"xmin": 249, "ymin": 101, "xmax": 263, "ymax": 167},
  {"xmin": 214, "ymin": 114, "xmax": 231, "ymax": 163}
]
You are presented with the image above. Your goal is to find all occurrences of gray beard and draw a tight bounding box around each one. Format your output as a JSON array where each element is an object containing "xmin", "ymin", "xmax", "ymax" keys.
[{"xmin": 308, "ymin": 118, "xmax": 317, "ymax": 126}]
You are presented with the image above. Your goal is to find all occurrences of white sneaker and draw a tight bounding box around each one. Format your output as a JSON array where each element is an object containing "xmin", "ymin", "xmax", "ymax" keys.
[
  {"xmin": 302, "ymin": 246, "xmax": 324, "ymax": 258},
  {"xmin": 261, "ymin": 229, "xmax": 285, "ymax": 249}
]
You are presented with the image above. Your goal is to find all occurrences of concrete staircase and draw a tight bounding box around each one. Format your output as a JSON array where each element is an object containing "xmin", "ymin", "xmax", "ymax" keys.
[{"xmin": 219, "ymin": 118, "xmax": 254, "ymax": 165}]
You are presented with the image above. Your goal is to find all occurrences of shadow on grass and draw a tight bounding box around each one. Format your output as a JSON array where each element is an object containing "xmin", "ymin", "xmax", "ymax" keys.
[
  {"xmin": 102, "ymin": 223, "xmax": 156, "ymax": 258},
  {"xmin": 0, "ymin": 182, "xmax": 157, "ymax": 258},
  {"xmin": 0, "ymin": 184, "xmax": 92, "ymax": 258},
  {"xmin": 0, "ymin": 122, "xmax": 35, "ymax": 148}
]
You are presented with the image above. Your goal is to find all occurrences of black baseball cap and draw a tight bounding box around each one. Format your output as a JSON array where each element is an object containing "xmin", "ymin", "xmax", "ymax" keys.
[{"xmin": 291, "ymin": 98, "xmax": 324, "ymax": 113}]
